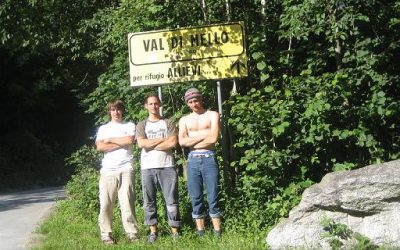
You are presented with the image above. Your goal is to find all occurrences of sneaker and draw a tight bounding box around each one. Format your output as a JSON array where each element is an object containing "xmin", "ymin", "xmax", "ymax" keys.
[
  {"xmin": 214, "ymin": 229, "xmax": 222, "ymax": 238},
  {"xmin": 127, "ymin": 233, "xmax": 139, "ymax": 242},
  {"xmin": 196, "ymin": 229, "xmax": 205, "ymax": 237},
  {"xmin": 172, "ymin": 232, "xmax": 179, "ymax": 241},
  {"xmin": 147, "ymin": 232, "xmax": 157, "ymax": 244},
  {"xmin": 101, "ymin": 236, "xmax": 115, "ymax": 245}
]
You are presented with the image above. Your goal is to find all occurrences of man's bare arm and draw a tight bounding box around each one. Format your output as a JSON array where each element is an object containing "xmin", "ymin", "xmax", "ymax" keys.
[
  {"xmin": 137, "ymin": 137, "xmax": 164, "ymax": 150},
  {"xmin": 108, "ymin": 136, "xmax": 135, "ymax": 146},
  {"xmin": 178, "ymin": 117, "xmax": 205, "ymax": 147},
  {"xmin": 154, "ymin": 135, "xmax": 177, "ymax": 151},
  {"xmin": 96, "ymin": 141, "xmax": 120, "ymax": 152},
  {"xmin": 193, "ymin": 111, "xmax": 219, "ymax": 149},
  {"xmin": 96, "ymin": 135, "xmax": 134, "ymax": 152}
]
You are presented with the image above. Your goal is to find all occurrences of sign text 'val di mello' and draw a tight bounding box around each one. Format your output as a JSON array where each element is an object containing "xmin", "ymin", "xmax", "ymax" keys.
[{"xmin": 128, "ymin": 22, "xmax": 248, "ymax": 87}]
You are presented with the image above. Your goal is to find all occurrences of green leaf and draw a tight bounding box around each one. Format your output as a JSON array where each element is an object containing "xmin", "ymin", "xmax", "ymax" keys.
[
  {"xmin": 260, "ymin": 73, "xmax": 270, "ymax": 82},
  {"xmin": 264, "ymin": 86, "xmax": 274, "ymax": 92},
  {"xmin": 252, "ymin": 52, "xmax": 264, "ymax": 60},
  {"xmin": 257, "ymin": 61, "xmax": 267, "ymax": 70}
]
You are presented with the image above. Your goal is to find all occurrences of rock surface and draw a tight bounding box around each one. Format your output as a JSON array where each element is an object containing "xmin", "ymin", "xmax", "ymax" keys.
[{"xmin": 266, "ymin": 159, "xmax": 400, "ymax": 249}]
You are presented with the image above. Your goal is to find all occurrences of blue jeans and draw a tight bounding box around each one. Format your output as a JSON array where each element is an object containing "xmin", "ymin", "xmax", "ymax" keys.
[
  {"xmin": 186, "ymin": 151, "xmax": 222, "ymax": 219},
  {"xmin": 141, "ymin": 167, "xmax": 181, "ymax": 228}
]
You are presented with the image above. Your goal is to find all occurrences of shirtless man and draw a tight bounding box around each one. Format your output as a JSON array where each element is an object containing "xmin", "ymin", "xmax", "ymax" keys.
[{"xmin": 178, "ymin": 88, "xmax": 222, "ymax": 237}]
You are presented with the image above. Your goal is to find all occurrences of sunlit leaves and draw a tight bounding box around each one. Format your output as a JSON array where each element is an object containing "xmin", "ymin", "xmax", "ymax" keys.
[{"xmin": 227, "ymin": 0, "xmax": 400, "ymax": 228}]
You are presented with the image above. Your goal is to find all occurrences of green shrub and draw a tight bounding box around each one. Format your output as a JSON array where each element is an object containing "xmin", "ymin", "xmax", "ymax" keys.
[
  {"xmin": 64, "ymin": 145, "xmax": 102, "ymax": 220},
  {"xmin": 321, "ymin": 217, "xmax": 379, "ymax": 250}
]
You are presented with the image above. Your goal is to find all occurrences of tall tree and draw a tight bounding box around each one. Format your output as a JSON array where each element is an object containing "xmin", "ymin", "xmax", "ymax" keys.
[{"xmin": 0, "ymin": 0, "xmax": 117, "ymax": 189}]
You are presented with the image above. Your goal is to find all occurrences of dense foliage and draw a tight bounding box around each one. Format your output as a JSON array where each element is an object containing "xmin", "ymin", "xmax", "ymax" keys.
[
  {"xmin": 0, "ymin": 0, "xmax": 113, "ymax": 188},
  {"xmin": 2, "ymin": 0, "xmax": 400, "ymax": 240},
  {"xmin": 229, "ymin": 0, "xmax": 400, "ymax": 230}
]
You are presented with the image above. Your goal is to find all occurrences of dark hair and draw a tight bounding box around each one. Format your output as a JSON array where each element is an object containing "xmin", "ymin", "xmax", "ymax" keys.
[
  {"xmin": 107, "ymin": 100, "xmax": 125, "ymax": 114},
  {"xmin": 144, "ymin": 94, "xmax": 161, "ymax": 104}
]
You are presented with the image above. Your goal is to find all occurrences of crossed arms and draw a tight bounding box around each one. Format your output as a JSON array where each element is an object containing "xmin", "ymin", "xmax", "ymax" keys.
[
  {"xmin": 137, "ymin": 135, "xmax": 177, "ymax": 151},
  {"xmin": 96, "ymin": 136, "xmax": 135, "ymax": 153},
  {"xmin": 178, "ymin": 111, "xmax": 219, "ymax": 150}
]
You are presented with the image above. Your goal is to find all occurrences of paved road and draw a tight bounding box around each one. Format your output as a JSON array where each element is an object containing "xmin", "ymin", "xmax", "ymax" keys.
[{"xmin": 0, "ymin": 187, "xmax": 65, "ymax": 250}]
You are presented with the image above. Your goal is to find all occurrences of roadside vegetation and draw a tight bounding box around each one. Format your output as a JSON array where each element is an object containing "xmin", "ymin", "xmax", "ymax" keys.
[
  {"xmin": 35, "ymin": 194, "xmax": 265, "ymax": 249},
  {"xmin": 34, "ymin": 146, "xmax": 264, "ymax": 249}
]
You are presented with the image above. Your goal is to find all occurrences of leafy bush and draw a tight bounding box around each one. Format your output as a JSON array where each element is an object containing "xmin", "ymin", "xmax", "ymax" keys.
[
  {"xmin": 65, "ymin": 145, "xmax": 102, "ymax": 220},
  {"xmin": 0, "ymin": 130, "xmax": 65, "ymax": 190},
  {"xmin": 321, "ymin": 217, "xmax": 379, "ymax": 250},
  {"xmin": 223, "ymin": 0, "xmax": 400, "ymax": 231},
  {"xmin": 65, "ymin": 145, "xmax": 102, "ymax": 173}
]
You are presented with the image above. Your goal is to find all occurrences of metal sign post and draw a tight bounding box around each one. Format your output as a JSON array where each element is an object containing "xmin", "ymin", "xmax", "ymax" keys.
[
  {"xmin": 158, "ymin": 86, "xmax": 163, "ymax": 117},
  {"xmin": 217, "ymin": 81, "xmax": 229, "ymax": 186},
  {"xmin": 217, "ymin": 81, "xmax": 223, "ymax": 115}
]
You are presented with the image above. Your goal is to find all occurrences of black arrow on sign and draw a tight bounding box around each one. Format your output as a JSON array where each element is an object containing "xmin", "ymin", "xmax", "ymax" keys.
[{"xmin": 231, "ymin": 60, "xmax": 246, "ymax": 74}]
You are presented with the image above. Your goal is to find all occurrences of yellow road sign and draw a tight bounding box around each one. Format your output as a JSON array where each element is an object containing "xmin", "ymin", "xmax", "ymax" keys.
[{"xmin": 128, "ymin": 22, "xmax": 248, "ymax": 87}]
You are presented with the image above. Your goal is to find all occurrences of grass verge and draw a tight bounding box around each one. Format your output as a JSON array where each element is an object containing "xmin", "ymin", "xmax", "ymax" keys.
[{"xmin": 33, "ymin": 200, "xmax": 266, "ymax": 250}]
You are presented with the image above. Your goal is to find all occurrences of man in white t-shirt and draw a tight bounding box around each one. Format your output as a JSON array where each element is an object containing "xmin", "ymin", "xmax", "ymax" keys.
[
  {"xmin": 95, "ymin": 100, "xmax": 138, "ymax": 244},
  {"xmin": 136, "ymin": 95, "xmax": 180, "ymax": 243}
]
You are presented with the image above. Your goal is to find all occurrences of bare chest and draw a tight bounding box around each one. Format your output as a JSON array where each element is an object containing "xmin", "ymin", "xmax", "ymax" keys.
[{"xmin": 186, "ymin": 112, "xmax": 211, "ymax": 132}]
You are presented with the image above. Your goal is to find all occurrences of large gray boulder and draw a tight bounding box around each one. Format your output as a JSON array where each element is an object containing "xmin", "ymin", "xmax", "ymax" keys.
[{"xmin": 266, "ymin": 159, "xmax": 400, "ymax": 249}]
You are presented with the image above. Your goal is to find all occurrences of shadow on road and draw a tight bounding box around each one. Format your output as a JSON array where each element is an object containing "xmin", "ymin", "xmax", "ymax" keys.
[{"xmin": 0, "ymin": 187, "xmax": 65, "ymax": 212}]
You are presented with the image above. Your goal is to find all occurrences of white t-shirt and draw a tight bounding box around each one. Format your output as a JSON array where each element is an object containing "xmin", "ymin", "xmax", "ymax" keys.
[
  {"xmin": 96, "ymin": 121, "xmax": 135, "ymax": 172},
  {"xmin": 136, "ymin": 119, "xmax": 175, "ymax": 170}
]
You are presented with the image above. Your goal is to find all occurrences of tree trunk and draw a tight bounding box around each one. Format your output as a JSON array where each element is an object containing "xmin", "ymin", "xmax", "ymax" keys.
[
  {"xmin": 225, "ymin": 0, "xmax": 231, "ymax": 21},
  {"xmin": 200, "ymin": 0, "xmax": 208, "ymax": 23},
  {"xmin": 261, "ymin": 0, "xmax": 266, "ymax": 15},
  {"xmin": 335, "ymin": 38, "xmax": 341, "ymax": 69}
]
